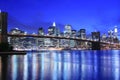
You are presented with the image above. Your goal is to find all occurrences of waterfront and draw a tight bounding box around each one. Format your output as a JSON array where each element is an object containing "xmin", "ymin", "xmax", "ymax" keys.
[{"xmin": 0, "ymin": 50, "xmax": 120, "ymax": 80}]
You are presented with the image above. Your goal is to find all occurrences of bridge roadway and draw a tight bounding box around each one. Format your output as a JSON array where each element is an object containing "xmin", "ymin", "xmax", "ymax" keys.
[{"xmin": 7, "ymin": 34, "xmax": 111, "ymax": 44}]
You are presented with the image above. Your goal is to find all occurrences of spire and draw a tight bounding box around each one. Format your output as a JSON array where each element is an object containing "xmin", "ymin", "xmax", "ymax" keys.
[
  {"xmin": 114, "ymin": 26, "xmax": 118, "ymax": 33},
  {"xmin": 53, "ymin": 22, "xmax": 56, "ymax": 27}
]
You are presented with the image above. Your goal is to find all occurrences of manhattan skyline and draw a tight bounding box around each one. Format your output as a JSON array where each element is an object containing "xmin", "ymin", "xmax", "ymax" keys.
[{"xmin": 0, "ymin": 0, "xmax": 120, "ymax": 34}]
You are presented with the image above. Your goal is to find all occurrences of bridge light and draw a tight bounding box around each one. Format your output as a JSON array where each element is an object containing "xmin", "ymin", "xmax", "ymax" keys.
[
  {"xmin": 24, "ymin": 32, "xmax": 27, "ymax": 35},
  {"xmin": 32, "ymin": 32, "xmax": 36, "ymax": 35}
]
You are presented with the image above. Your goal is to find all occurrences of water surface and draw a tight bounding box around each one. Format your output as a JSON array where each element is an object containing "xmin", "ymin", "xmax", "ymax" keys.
[{"xmin": 0, "ymin": 50, "xmax": 120, "ymax": 80}]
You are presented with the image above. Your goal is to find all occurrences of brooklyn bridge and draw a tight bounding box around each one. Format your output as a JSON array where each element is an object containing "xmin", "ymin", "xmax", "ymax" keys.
[{"xmin": 0, "ymin": 11, "xmax": 120, "ymax": 50}]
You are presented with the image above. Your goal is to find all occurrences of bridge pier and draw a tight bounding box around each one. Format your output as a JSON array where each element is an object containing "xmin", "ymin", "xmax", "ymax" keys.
[
  {"xmin": 91, "ymin": 42, "xmax": 101, "ymax": 50},
  {"xmin": 91, "ymin": 31, "xmax": 101, "ymax": 50},
  {"xmin": 0, "ymin": 12, "xmax": 8, "ymax": 43}
]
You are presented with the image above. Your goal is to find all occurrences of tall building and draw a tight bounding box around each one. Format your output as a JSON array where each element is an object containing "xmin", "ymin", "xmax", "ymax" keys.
[
  {"xmin": 37, "ymin": 27, "xmax": 45, "ymax": 47},
  {"xmin": 114, "ymin": 26, "xmax": 118, "ymax": 38},
  {"xmin": 71, "ymin": 30, "xmax": 76, "ymax": 37},
  {"xmin": 108, "ymin": 30, "xmax": 113, "ymax": 38},
  {"xmin": 48, "ymin": 22, "xmax": 59, "ymax": 36},
  {"xmin": 101, "ymin": 33, "xmax": 107, "ymax": 41},
  {"xmin": 48, "ymin": 26, "xmax": 55, "ymax": 35},
  {"xmin": 64, "ymin": 24, "xmax": 72, "ymax": 37},
  {"xmin": 47, "ymin": 22, "xmax": 60, "ymax": 47},
  {"xmin": 78, "ymin": 29, "xmax": 86, "ymax": 39},
  {"xmin": 69, "ymin": 30, "xmax": 77, "ymax": 48},
  {"xmin": 0, "ymin": 11, "xmax": 8, "ymax": 43},
  {"xmin": 38, "ymin": 27, "xmax": 44, "ymax": 35}
]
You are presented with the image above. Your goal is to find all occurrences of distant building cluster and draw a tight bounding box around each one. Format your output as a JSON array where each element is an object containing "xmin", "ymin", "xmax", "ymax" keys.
[
  {"xmin": 9, "ymin": 22, "xmax": 119, "ymax": 50},
  {"xmin": 0, "ymin": 11, "xmax": 119, "ymax": 50}
]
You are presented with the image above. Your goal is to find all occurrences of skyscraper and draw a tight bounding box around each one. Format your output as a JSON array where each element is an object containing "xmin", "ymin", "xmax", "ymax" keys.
[
  {"xmin": 48, "ymin": 22, "xmax": 59, "ymax": 36},
  {"xmin": 108, "ymin": 30, "xmax": 113, "ymax": 38},
  {"xmin": 71, "ymin": 30, "xmax": 76, "ymax": 37},
  {"xmin": 64, "ymin": 24, "xmax": 72, "ymax": 37},
  {"xmin": 47, "ymin": 22, "xmax": 60, "ymax": 47},
  {"xmin": 0, "ymin": 11, "xmax": 8, "ymax": 43},
  {"xmin": 78, "ymin": 29, "xmax": 86, "ymax": 39},
  {"xmin": 38, "ymin": 27, "xmax": 44, "ymax": 35},
  {"xmin": 114, "ymin": 26, "xmax": 118, "ymax": 38}
]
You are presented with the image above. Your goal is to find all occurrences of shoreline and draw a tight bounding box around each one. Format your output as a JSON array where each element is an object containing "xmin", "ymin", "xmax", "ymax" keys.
[{"xmin": 0, "ymin": 51, "xmax": 26, "ymax": 55}]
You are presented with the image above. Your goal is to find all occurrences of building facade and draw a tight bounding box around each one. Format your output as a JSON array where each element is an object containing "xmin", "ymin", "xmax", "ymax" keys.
[
  {"xmin": 113, "ymin": 26, "xmax": 118, "ymax": 38},
  {"xmin": 48, "ymin": 22, "xmax": 59, "ymax": 36},
  {"xmin": 78, "ymin": 29, "xmax": 86, "ymax": 39},
  {"xmin": 64, "ymin": 25, "xmax": 72, "ymax": 37},
  {"xmin": 38, "ymin": 27, "xmax": 44, "ymax": 35}
]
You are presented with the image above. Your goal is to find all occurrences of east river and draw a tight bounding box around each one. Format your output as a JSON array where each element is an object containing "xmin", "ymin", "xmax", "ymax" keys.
[{"xmin": 0, "ymin": 50, "xmax": 120, "ymax": 80}]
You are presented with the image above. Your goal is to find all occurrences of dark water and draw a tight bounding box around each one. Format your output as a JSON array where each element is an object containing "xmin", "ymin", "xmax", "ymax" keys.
[{"xmin": 0, "ymin": 50, "xmax": 120, "ymax": 80}]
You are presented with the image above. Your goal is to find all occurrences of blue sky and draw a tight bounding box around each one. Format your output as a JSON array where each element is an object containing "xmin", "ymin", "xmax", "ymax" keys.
[{"xmin": 0, "ymin": 0, "xmax": 120, "ymax": 34}]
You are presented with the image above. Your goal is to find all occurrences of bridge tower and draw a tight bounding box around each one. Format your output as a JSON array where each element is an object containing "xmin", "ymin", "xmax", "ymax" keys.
[
  {"xmin": 91, "ymin": 31, "xmax": 101, "ymax": 50},
  {"xmin": 0, "ymin": 11, "xmax": 8, "ymax": 43}
]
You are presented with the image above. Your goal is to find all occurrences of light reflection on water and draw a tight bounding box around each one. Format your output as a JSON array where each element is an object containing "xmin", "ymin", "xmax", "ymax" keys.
[
  {"xmin": 0, "ymin": 57, "xmax": 1, "ymax": 79},
  {"xmin": 0, "ymin": 50, "xmax": 120, "ymax": 80}
]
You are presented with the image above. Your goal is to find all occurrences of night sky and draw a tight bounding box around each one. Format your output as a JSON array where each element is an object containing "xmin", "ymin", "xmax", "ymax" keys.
[{"xmin": 0, "ymin": 0, "xmax": 120, "ymax": 34}]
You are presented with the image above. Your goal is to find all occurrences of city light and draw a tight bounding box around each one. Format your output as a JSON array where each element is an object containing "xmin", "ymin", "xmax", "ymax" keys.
[
  {"xmin": 0, "ymin": 11, "xmax": 119, "ymax": 50},
  {"xmin": 8, "ymin": 22, "xmax": 120, "ymax": 51}
]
